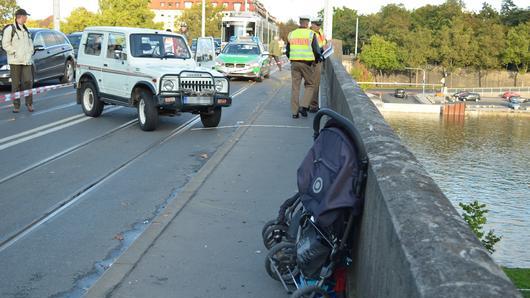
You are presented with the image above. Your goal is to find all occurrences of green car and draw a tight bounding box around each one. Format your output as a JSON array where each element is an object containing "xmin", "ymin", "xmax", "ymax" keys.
[{"xmin": 215, "ymin": 41, "xmax": 271, "ymax": 82}]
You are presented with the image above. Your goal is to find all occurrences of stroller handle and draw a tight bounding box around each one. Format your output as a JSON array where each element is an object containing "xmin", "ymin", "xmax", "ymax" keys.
[{"xmin": 313, "ymin": 108, "xmax": 368, "ymax": 162}]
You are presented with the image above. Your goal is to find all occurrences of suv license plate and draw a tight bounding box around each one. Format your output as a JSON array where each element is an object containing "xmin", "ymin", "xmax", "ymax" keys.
[{"xmin": 183, "ymin": 96, "xmax": 213, "ymax": 105}]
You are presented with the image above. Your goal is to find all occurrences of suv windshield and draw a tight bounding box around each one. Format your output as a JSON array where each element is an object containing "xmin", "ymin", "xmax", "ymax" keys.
[
  {"xmin": 130, "ymin": 34, "xmax": 190, "ymax": 59},
  {"xmin": 223, "ymin": 43, "xmax": 260, "ymax": 55}
]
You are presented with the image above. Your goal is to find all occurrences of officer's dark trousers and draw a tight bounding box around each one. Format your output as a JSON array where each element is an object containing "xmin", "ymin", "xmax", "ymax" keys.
[
  {"xmin": 10, "ymin": 64, "xmax": 33, "ymax": 108},
  {"xmin": 310, "ymin": 62, "xmax": 322, "ymax": 109},
  {"xmin": 290, "ymin": 61, "xmax": 315, "ymax": 115}
]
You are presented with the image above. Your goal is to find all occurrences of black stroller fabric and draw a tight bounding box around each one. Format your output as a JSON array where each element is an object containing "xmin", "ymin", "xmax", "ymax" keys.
[
  {"xmin": 296, "ymin": 220, "xmax": 331, "ymax": 279},
  {"xmin": 297, "ymin": 121, "xmax": 362, "ymax": 228}
]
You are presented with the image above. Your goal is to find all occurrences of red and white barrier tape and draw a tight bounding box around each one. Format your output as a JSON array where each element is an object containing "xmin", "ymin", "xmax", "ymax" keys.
[{"xmin": 0, "ymin": 83, "xmax": 74, "ymax": 104}]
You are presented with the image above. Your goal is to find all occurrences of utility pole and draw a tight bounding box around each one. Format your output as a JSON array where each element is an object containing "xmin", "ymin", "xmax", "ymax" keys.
[
  {"xmin": 53, "ymin": 0, "xmax": 60, "ymax": 31},
  {"xmin": 324, "ymin": 0, "xmax": 333, "ymax": 39},
  {"xmin": 354, "ymin": 17, "xmax": 359, "ymax": 57},
  {"xmin": 201, "ymin": 0, "xmax": 205, "ymax": 37}
]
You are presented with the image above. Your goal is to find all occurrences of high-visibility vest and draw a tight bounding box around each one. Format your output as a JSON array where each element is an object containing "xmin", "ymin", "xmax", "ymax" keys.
[
  {"xmin": 317, "ymin": 29, "xmax": 327, "ymax": 48},
  {"xmin": 288, "ymin": 28, "xmax": 315, "ymax": 61}
]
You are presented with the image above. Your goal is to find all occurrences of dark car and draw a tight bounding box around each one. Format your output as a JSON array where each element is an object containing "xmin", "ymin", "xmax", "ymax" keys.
[
  {"xmin": 66, "ymin": 31, "xmax": 82, "ymax": 58},
  {"xmin": 394, "ymin": 88, "xmax": 406, "ymax": 98},
  {"xmin": 0, "ymin": 28, "xmax": 75, "ymax": 86},
  {"xmin": 452, "ymin": 91, "xmax": 480, "ymax": 102}
]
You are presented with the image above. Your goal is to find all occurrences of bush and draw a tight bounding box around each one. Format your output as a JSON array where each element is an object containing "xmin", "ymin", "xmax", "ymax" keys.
[
  {"xmin": 350, "ymin": 60, "xmax": 374, "ymax": 90},
  {"xmin": 459, "ymin": 201, "xmax": 501, "ymax": 254}
]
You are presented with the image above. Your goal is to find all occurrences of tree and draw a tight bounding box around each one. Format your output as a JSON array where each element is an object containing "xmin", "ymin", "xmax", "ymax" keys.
[
  {"xmin": 98, "ymin": 0, "xmax": 162, "ymax": 29},
  {"xmin": 0, "ymin": 0, "xmax": 18, "ymax": 26},
  {"xmin": 331, "ymin": 7, "xmax": 358, "ymax": 54},
  {"xmin": 500, "ymin": 0, "xmax": 530, "ymax": 26},
  {"xmin": 435, "ymin": 18, "xmax": 476, "ymax": 73},
  {"xmin": 360, "ymin": 35, "xmax": 401, "ymax": 79},
  {"xmin": 375, "ymin": 4, "xmax": 411, "ymax": 44},
  {"xmin": 278, "ymin": 19, "xmax": 298, "ymax": 44},
  {"xmin": 502, "ymin": 22, "xmax": 530, "ymax": 86},
  {"xmin": 471, "ymin": 19, "xmax": 505, "ymax": 86},
  {"xmin": 177, "ymin": 0, "xmax": 224, "ymax": 41},
  {"xmin": 61, "ymin": 7, "xmax": 99, "ymax": 34},
  {"xmin": 26, "ymin": 16, "xmax": 54, "ymax": 29}
]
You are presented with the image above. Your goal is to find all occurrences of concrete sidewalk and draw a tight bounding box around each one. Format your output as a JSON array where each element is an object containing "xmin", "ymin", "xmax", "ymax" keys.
[{"xmin": 86, "ymin": 71, "xmax": 316, "ymax": 297}]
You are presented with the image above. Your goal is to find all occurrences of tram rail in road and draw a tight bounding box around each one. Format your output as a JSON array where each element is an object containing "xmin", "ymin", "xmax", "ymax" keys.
[{"xmin": 0, "ymin": 80, "xmax": 256, "ymax": 254}]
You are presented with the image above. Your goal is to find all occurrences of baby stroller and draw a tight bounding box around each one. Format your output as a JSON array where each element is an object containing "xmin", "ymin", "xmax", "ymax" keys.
[{"xmin": 262, "ymin": 109, "xmax": 369, "ymax": 298}]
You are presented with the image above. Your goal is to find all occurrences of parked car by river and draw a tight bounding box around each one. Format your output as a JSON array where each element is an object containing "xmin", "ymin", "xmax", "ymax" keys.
[
  {"xmin": 502, "ymin": 91, "xmax": 520, "ymax": 99},
  {"xmin": 394, "ymin": 88, "xmax": 406, "ymax": 98},
  {"xmin": 0, "ymin": 28, "xmax": 75, "ymax": 86},
  {"xmin": 452, "ymin": 91, "xmax": 480, "ymax": 102}
]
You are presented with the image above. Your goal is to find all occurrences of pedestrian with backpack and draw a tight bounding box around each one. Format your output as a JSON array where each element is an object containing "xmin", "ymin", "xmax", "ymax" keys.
[{"xmin": 1, "ymin": 9, "xmax": 34, "ymax": 113}]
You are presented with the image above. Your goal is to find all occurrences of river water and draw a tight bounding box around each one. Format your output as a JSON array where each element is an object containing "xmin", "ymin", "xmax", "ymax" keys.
[{"xmin": 382, "ymin": 112, "xmax": 529, "ymax": 268}]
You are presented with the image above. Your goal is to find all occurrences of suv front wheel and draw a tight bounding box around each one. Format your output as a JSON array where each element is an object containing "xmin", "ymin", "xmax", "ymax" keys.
[
  {"xmin": 200, "ymin": 107, "xmax": 222, "ymax": 128},
  {"xmin": 137, "ymin": 90, "xmax": 159, "ymax": 131},
  {"xmin": 81, "ymin": 81, "xmax": 104, "ymax": 117}
]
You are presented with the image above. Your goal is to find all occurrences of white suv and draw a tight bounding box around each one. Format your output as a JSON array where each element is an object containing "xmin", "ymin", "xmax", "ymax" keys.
[{"xmin": 75, "ymin": 27, "xmax": 231, "ymax": 131}]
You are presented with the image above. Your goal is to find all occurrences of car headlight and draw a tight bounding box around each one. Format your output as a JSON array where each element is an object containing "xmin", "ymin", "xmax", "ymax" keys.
[
  {"xmin": 214, "ymin": 78, "xmax": 228, "ymax": 93},
  {"xmin": 0, "ymin": 65, "xmax": 9, "ymax": 71},
  {"xmin": 161, "ymin": 78, "xmax": 178, "ymax": 92}
]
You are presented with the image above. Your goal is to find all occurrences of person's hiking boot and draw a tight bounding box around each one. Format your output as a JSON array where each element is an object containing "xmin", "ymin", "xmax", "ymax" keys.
[
  {"xmin": 299, "ymin": 107, "xmax": 308, "ymax": 117},
  {"xmin": 26, "ymin": 105, "xmax": 34, "ymax": 112},
  {"xmin": 292, "ymin": 113, "xmax": 300, "ymax": 119}
]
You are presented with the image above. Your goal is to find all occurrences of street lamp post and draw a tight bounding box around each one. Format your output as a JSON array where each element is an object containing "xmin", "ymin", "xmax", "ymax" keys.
[
  {"xmin": 53, "ymin": 0, "xmax": 60, "ymax": 31},
  {"xmin": 201, "ymin": 0, "xmax": 206, "ymax": 37},
  {"xmin": 324, "ymin": 0, "xmax": 332, "ymax": 39}
]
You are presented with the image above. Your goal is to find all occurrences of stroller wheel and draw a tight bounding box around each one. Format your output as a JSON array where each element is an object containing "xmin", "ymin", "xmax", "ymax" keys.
[
  {"xmin": 263, "ymin": 224, "xmax": 288, "ymax": 250},
  {"xmin": 265, "ymin": 242, "xmax": 298, "ymax": 284},
  {"xmin": 261, "ymin": 219, "xmax": 279, "ymax": 238},
  {"xmin": 290, "ymin": 285, "xmax": 331, "ymax": 298}
]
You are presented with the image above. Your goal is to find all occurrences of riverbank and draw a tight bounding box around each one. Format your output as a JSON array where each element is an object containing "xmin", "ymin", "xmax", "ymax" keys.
[
  {"xmin": 504, "ymin": 268, "xmax": 530, "ymax": 298},
  {"xmin": 367, "ymin": 93, "xmax": 530, "ymax": 116}
]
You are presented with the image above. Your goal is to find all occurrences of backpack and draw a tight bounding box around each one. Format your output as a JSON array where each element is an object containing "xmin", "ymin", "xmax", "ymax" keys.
[
  {"xmin": 0, "ymin": 24, "xmax": 16, "ymax": 46},
  {"xmin": 296, "ymin": 120, "xmax": 364, "ymax": 229}
]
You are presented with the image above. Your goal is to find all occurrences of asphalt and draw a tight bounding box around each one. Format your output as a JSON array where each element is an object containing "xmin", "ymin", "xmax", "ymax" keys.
[{"xmin": 84, "ymin": 68, "xmax": 315, "ymax": 297}]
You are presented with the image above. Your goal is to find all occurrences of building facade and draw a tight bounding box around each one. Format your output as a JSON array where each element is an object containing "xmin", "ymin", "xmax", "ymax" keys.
[{"xmin": 149, "ymin": 0, "xmax": 278, "ymax": 45}]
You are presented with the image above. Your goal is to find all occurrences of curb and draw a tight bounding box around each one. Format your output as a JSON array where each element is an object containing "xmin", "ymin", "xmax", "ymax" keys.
[
  {"xmin": 84, "ymin": 79, "xmax": 283, "ymax": 298},
  {"xmin": 0, "ymin": 83, "xmax": 74, "ymax": 104}
]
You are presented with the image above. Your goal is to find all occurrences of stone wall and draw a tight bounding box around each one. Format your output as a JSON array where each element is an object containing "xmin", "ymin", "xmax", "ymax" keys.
[{"xmin": 321, "ymin": 58, "xmax": 522, "ymax": 298}]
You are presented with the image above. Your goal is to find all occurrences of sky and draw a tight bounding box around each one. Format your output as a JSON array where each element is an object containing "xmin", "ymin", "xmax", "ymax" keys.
[{"xmin": 16, "ymin": 0, "xmax": 529, "ymax": 21}]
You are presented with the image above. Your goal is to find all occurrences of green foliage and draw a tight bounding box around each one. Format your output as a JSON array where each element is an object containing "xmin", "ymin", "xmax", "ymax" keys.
[
  {"xmin": 278, "ymin": 19, "xmax": 298, "ymax": 43},
  {"xmin": 331, "ymin": 7, "xmax": 358, "ymax": 54},
  {"xmin": 502, "ymin": 22, "xmax": 530, "ymax": 73},
  {"xmin": 360, "ymin": 35, "xmax": 401, "ymax": 76},
  {"xmin": 0, "ymin": 0, "xmax": 18, "ymax": 26},
  {"xmin": 61, "ymin": 8, "xmax": 98, "ymax": 34},
  {"xmin": 501, "ymin": 0, "xmax": 530, "ymax": 26},
  {"xmin": 98, "ymin": 0, "xmax": 162, "ymax": 29},
  {"xmin": 349, "ymin": 60, "xmax": 374, "ymax": 90},
  {"xmin": 459, "ymin": 201, "xmax": 501, "ymax": 254},
  {"xmin": 503, "ymin": 268, "xmax": 530, "ymax": 298},
  {"xmin": 177, "ymin": 0, "xmax": 224, "ymax": 41}
]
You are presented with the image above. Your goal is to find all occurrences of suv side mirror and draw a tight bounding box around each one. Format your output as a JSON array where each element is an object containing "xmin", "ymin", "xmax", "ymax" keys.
[{"xmin": 34, "ymin": 45, "xmax": 45, "ymax": 52}]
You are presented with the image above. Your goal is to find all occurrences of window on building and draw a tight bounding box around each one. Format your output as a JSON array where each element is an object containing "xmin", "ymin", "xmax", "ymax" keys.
[
  {"xmin": 184, "ymin": 1, "xmax": 192, "ymax": 8},
  {"xmin": 234, "ymin": 2, "xmax": 241, "ymax": 11},
  {"xmin": 168, "ymin": 2, "xmax": 172, "ymax": 6},
  {"xmin": 175, "ymin": 2, "xmax": 179, "ymax": 7}
]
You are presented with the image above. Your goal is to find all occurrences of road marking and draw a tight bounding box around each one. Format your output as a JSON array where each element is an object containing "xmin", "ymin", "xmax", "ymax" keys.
[
  {"xmin": 0, "ymin": 107, "xmax": 121, "ymax": 151},
  {"xmin": 0, "ymin": 119, "xmax": 138, "ymax": 185},
  {"xmin": 0, "ymin": 116, "xmax": 200, "ymax": 254},
  {"xmin": 191, "ymin": 124, "xmax": 310, "ymax": 131}
]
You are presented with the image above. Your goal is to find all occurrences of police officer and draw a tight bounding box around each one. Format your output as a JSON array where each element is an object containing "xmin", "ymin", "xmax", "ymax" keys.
[
  {"xmin": 309, "ymin": 17, "xmax": 327, "ymax": 113},
  {"xmin": 2, "ymin": 9, "xmax": 34, "ymax": 113},
  {"xmin": 286, "ymin": 16, "xmax": 321, "ymax": 118}
]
